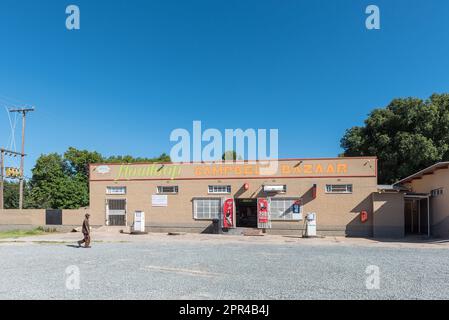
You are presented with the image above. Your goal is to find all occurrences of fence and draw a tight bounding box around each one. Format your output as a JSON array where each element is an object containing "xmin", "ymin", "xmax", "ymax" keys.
[{"xmin": 0, "ymin": 209, "xmax": 89, "ymax": 229}]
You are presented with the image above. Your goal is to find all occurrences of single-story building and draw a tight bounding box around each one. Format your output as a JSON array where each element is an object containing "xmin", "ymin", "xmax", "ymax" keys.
[
  {"xmin": 89, "ymin": 157, "xmax": 390, "ymax": 237},
  {"xmin": 86, "ymin": 158, "xmax": 449, "ymax": 238},
  {"xmin": 394, "ymin": 162, "xmax": 449, "ymax": 238}
]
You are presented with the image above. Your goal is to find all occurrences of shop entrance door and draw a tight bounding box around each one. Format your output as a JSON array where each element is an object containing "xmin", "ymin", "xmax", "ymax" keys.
[
  {"xmin": 404, "ymin": 197, "xmax": 429, "ymax": 236},
  {"xmin": 235, "ymin": 199, "xmax": 258, "ymax": 228}
]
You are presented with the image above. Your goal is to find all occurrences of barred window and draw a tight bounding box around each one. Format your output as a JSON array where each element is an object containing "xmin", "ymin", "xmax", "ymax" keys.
[
  {"xmin": 270, "ymin": 198, "xmax": 301, "ymax": 220},
  {"xmin": 107, "ymin": 199, "xmax": 126, "ymax": 214},
  {"xmin": 193, "ymin": 198, "xmax": 221, "ymax": 220},
  {"xmin": 208, "ymin": 185, "xmax": 231, "ymax": 194},
  {"xmin": 106, "ymin": 186, "xmax": 126, "ymax": 195},
  {"xmin": 325, "ymin": 184, "xmax": 353, "ymax": 193},
  {"xmin": 157, "ymin": 186, "xmax": 179, "ymax": 194}
]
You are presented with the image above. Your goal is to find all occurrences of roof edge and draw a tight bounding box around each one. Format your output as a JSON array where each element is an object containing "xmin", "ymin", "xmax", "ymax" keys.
[
  {"xmin": 89, "ymin": 156, "xmax": 377, "ymax": 167},
  {"xmin": 394, "ymin": 162, "xmax": 449, "ymax": 185}
]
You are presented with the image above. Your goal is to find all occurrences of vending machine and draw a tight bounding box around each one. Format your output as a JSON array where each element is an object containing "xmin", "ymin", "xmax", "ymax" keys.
[{"xmin": 257, "ymin": 198, "xmax": 271, "ymax": 229}]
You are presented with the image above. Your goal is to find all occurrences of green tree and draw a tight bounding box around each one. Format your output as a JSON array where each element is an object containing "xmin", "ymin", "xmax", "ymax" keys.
[
  {"xmin": 64, "ymin": 147, "xmax": 103, "ymax": 180},
  {"xmin": 222, "ymin": 150, "xmax": 238, "ymax": 161},
  {"xmin": 3, "ymin": 181, "xmax": 19, "ymax": 209},
  {"xmin": 105, "ymin": 153, "xmax": 171, "ymax": 163},
  {"xmin": 26, "ymin": 153, "xmax": 87, "ymax": 209},
  {"xmin": 24, "ymin": 148, "xmax": 171, "ymax": 209},
  {"xmin": 341, "ymin": 94, "xmax": 449, "ymax": 184}
]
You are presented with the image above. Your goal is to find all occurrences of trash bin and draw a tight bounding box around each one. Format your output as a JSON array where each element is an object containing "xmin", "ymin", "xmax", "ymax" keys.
[{"xmin": 212, "ymin": 219, "xmax": 220, "ymax": 234}]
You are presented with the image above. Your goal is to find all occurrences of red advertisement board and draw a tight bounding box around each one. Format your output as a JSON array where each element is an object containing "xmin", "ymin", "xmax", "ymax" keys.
[
  {"xmin": 223, "ymin": 198, "xmax": 234, "ymax": 228},
  {"xmin": 257, "ymin": 198, "xmax": 269, "ymax": 223}
]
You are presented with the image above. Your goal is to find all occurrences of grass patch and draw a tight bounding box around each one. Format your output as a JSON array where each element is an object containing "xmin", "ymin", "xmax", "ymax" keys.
[{"xmin": 0, "ymin": 227, "xmax": 57, "ymax": 239}]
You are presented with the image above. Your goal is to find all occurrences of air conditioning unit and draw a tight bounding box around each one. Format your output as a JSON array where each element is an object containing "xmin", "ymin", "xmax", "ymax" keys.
[{"xmin": 263, "ymin": 185, "xmax": 284, "ymax": 192}]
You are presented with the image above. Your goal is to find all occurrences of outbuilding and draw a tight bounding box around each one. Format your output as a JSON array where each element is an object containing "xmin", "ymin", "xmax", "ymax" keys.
[{"xmin": 394, "ymin": 162, "xmax": 449, "ymax": 238}]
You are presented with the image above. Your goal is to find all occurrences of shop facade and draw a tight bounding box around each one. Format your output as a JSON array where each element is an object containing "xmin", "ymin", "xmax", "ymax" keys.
[{"xmin": 89, "ymin": 157, "xmax": 379, "ymax": 236}]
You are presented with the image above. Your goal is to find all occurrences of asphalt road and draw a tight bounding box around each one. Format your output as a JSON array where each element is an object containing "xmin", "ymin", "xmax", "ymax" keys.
[{"xmin": 1, "ymin": 238, "xmax": 449, "ymax": 300}]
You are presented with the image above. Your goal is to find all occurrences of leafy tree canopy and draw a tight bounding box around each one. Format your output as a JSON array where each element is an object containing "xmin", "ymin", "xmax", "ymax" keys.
[
  {"xmin": 341, "ymin": 93, "xmax": 449, "ymax": 184},
  {"xmin": 10, "ymin": 148, "xmax": 171, "ymax": 209},
  {"xmin": 105, "ymin": 153, "xmax": 171, "ymax": 164},
  {"xmin": 222, "ymin": 150, "xmax": 243, "ymax": 161}
]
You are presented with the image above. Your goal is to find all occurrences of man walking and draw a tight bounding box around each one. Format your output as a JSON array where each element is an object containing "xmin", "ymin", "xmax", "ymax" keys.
[{"xmin": 78, "ymin": 213, "xmax": 91, "ymax": 248}]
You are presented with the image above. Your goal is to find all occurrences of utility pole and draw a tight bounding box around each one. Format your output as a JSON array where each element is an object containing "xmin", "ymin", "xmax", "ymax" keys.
[
  {"xmin": 0, "ymin": 150, "xmax": 3, "ymax": 210},
  {"xmin": 0, "ymin": 148, "xmax": 25, "ymax": 210},
  {"xmin": 9, "ymin": 108, "xmax": 34, "ymax": 209}
]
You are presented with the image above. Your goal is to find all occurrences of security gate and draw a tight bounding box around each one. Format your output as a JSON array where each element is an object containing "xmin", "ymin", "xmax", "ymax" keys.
[
  {"xmin": 106, "ymin": 199, "xmax": 126, "ymax": 226},
  {"xmin": 46, "ymin": 209, "xmax": 62, "ymax": 225}
]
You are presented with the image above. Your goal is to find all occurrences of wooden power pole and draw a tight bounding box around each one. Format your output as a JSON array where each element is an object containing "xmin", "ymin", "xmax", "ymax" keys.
[
  {"xmin": 9, "ymin": 108, "xmax": 34, "ymax": 209},
  {"xmin": 0, "ymin": 150, "xmax": 3, "ymax": 210}
]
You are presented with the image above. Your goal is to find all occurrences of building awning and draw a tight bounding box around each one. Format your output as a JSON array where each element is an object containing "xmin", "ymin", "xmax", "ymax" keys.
[
  {"xmin": 377, "ymin": 184, "xmax": 408, "ymax": 192},
  {"xmin": 394, "ymin": 162, "xmax": 449, "ymax": 185},
  {"xmin": 404, "ymin": 193, "xmax": 430, "ymax": 199}
]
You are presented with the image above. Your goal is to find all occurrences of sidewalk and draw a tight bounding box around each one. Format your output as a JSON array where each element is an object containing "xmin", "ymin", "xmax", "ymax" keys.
[{"xmin": 1, "ymin": 229, "xmax": 449, "ymax": 249}]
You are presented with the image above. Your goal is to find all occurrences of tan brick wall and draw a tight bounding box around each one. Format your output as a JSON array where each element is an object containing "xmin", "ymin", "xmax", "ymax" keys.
[
  {"xmin": 0, "ymin": 209, "xmax": 92, "ymax": 229},
  {"xmin": 0, "ymin": 209, "xmax": 45, "ymax": 225},
  {"xmin": 372, "ymin": 192, "xmax": 405, "ymax": 238},
  {"xmin": 62, "ymin": 209, "xmax": 90, "ymax": 226},
  {"xmin": 89, "ymin": 158, "xmax": 378, "ymax": 236}
]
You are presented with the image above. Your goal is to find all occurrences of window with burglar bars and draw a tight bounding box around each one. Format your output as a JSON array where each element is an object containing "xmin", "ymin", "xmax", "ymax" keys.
[
  {"xmin": 193, "ymin": 198, "xmax": 221, "ymax": 220},
  {"xmin": 208, "ymin": 185, "xmax": 231, "ymax": 194},
  {"xmin": 107, "ymin": 199, "xmax": 126, "ymax": 214},
  {"xmin": 157, "ymin": 186, "xmax": 179, "ymax": 194},
  {"xmin": 107, "ymin": 199, "xmax": 126, "ymax": 226},
  {"xmin": 325, "ymin": 184, "xmax": 353, "ymax": 193},
  {"xmin": 106, "ymin": 186, "xmax": 126, "ymax": 195},
  {"xmin": 270, "ymin": 198, "xmax": 300, "ymax": 220}
]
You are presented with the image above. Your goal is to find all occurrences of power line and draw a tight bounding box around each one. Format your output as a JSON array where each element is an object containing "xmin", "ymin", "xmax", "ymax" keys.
[
  {"xmin": 0, "ymin": 93, "xmax": 34, "ymax": 108},
  {"xmin": 3, "ymin": 106, "xmax": 18, "ymax": 152},
  {"xmin": 9, "ymin": 107, "xmax": 34, "ymax": 209}
]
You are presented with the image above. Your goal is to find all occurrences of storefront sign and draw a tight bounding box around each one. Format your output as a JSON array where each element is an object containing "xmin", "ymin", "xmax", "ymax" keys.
[
  {"xmin": 193, "ymin": 162, "xmax": 350, "ymax": 177},
  {"xmin": 5, "ymin": 167, "xmax": 21, "ymax": 178},
  {"xmin": 293, "ymin": 200, "xmax": 301, "ymax": 213},
  {"xmin": 152, "ymin": 195, "xmax": 168, "ymax": 207},
  {"xmin": 292, "ymin": 200, "xmax": 302, "ymax": 220},
  {"xmin": 96, "ymin": 165, "xmax": 111, "ymax": 174}
]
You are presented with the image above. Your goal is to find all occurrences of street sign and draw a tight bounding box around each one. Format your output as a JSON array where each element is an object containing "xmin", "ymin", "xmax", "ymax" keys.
[{"xmin": 5, "ymin": 167, "xmax": 21, "ymax": 179}]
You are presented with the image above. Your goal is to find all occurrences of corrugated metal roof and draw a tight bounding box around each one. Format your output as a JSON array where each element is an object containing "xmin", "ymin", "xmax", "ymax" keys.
[{"xmin": 377, "ymin": 184, "xmax": 408, "ymax": 192}]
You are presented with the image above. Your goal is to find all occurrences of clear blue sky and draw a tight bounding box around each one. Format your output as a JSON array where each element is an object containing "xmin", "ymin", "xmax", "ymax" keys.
[{"xmin": 1, "ymin": 0, "xmax": 449, "ymax": 175}]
